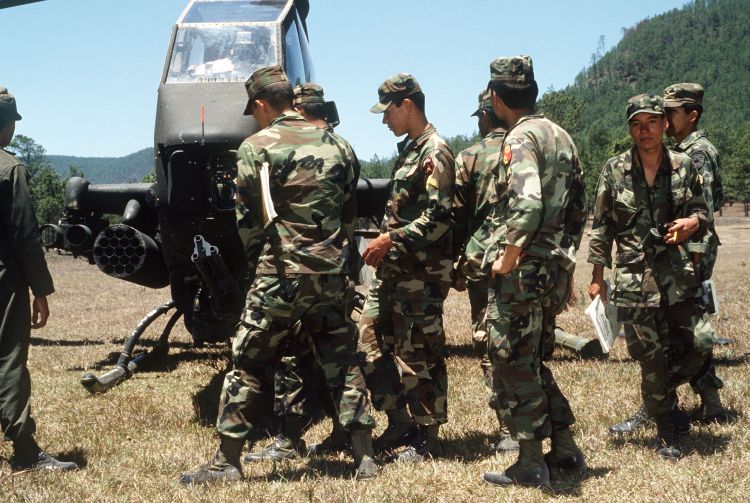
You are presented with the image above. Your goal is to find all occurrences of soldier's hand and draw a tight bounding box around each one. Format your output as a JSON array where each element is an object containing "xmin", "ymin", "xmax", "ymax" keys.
[
  {"xmin": 31, "ymin": 295, "xmax": 50, "ymax": 329},
  {"xmin": 665, "ymin": 216, "xmax": 700, "ymax": 244},
  {"xmin": 490, "ymin": 245, "xmax": 523, "ymax": 278},
  {"xmin": 362, "ymin": 233, "xmax": 393, "ymax": 267},
  {"xmin": 588, "ymin": 279, "xmax": 607, "ymax": 303}
]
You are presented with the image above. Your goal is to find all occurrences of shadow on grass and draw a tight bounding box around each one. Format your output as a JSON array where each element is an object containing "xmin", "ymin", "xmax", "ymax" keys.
[
  {"xmin": 67, "ymin": 344, "xmax": 229, "ymax": 373},
  {"xmin": 440, "ymin": 429, "xmax": 502, "ymax": 462},
  {"xmin": 249, "ymin": 457, "xmax": 356, "ymax": 482},
  {"xmin": 30, "ymin": 337, "xmax": 107, "ymax": 347},
  {"xmin": 547, "ymin": 466, "xmax": 613, "ymax": 497},
  {"xmin": 57, "ymin": 446, "xmax": 89, "ymax": 469},
  {"xmin": 609, "ymin": 429, "xmax": 732, "ymax": 457},
  {"xmin": 714, "ymin": 353, "xmax": 748, "ymax": 367},
  {"xmin": 445, "ymin": 342, "xmax": 479, "ymax": 359}
]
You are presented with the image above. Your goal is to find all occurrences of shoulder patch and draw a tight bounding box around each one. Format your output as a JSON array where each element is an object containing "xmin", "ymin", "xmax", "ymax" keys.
[
  {"xmin": 502, "ymin": 144, "xmax": 512, "ymax": 165},
  {"xmin": 422, "ymin": 156, "xmax": 435, "ymax": 177},
  {"xmin": 691, "ymin": 152, "xmax": 706, "ymax": 170}
]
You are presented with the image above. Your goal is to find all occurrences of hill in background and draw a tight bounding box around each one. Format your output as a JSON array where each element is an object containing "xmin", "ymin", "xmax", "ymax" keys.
[
  {"xmin": 47, "ymin": 148, "xmax": 154, "ymax": 184},
  {"xmin": 540, "ymin": 0, "xmax": 750, "ymax": 203}
]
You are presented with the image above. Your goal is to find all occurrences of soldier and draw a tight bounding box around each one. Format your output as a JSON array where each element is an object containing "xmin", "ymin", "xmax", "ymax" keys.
[
  {"xmin": 179, "ymin": 66, "xmax": 376, "ymax": 484},
  {"xmin": 360, "ymin": 73, "xmax": 455, "ymax": 462},
  {"xmin": 452, "ymin": 90, "xmax": 515, "ymax": 449},
  {"xmin": 480, "ymin": 56, "xmax": 585, "ymax": 489},
  {"xmin": 245, "ymin": 82, "xmax": 355, "ymax": 462},
  {"xmin": 609, "ymin": 84, "xmax": 728, "ymax": 434},
  {"xmin": 588, "ymin": 94, "xmax": 711, "ymax": 459},
  {"xmin": 0, "ymin": 87, "xmax": 78, "ymax": 472}
]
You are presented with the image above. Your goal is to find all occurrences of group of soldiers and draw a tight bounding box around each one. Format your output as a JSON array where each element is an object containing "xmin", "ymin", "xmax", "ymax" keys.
[{"xmin": 0, "ymin": 53, "xmax": 727, "ymax": 491}]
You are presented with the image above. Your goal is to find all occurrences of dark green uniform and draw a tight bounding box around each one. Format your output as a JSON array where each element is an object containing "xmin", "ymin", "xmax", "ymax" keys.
[{"xmin": 0, "ymin": 149, "xmax": 54, "ymax": 447}]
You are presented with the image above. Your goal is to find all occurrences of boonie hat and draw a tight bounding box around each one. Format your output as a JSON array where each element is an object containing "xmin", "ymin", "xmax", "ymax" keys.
[{"xmin": 0, "ymin": 87, "xmax": 22, "ymax": 124}]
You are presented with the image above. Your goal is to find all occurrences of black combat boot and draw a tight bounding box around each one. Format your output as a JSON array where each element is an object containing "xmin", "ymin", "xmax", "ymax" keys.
[
  {"xmin": 655, "ymin": 418, "xmax": 681, "ymax": 460},
  {"xmin": 483, "ymin": 440, "xmax": 551, "ymax": 490},
  {"xmin": 609, "ymin": 404, "xmax": 651, "ymax": 434},
  {"xmin": 490, "ymin": 409, "xmax": 519, "ymax": 452},
  {"xmin": 396, "ymin": 424, "xmax": 442, "ymax": 463},
  {"xmin": 350, "ymin": 429, "xmax": 378, "ymax": 479},
  {"xmin": 696, "ymin": 387, "xmax": 730, "ymax": 423},
  {"xmin": 179, "ymin": 435, "xmax": 244, "ymax": 485},
  {"xmin": 372, "ymin": 408, "xmax": 417, "ymax": 453},
  {"xmin": 672, "ymin": 408, "xmax": 691, "ymax": 435},
  {"xmin": 544, "ymin": 427, "xmax": 586, "ymax": 474},
  {"xmin": 307, "ymin": 422, "xmax": 351, "ymax": 456},
  {"xmin": 244, "ymin": 415, "xmax": 307, "ymax": 462},
  {"xmin": 11, "ymin": 437, "xmax": 79, "ymax": 472}
]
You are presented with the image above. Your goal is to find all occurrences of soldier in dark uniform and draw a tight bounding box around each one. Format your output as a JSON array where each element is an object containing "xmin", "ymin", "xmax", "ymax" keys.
[{"xmin": 0, "ymin": 87, "xmax": 78, "ymax": 471}]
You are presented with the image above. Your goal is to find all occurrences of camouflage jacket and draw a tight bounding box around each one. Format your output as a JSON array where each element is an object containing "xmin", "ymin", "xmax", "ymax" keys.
[
  {"xmin": 235, "ymin": 111, "xmax": 358, "ymax": 276},
  {"xmin": 452, "ymin": 129, "xmax": 504, "ymax": 280},
  {"xmin": 0, "ymin": 148, "xmax": 54, "ymax": 298},
  {"xmin": 484, "ymin": 114, "xmax": 586, "ymax": 274},
  {"xmin": 380, "ymin": 124, "xmax": 455, "ymax": 283},
  {"xmin": 587, "ymin": 146, "xmax": 708, "ymax": 307},
  {"xmin": 675, "ymin": 130, "xmax": 722, "ymax": 239}
]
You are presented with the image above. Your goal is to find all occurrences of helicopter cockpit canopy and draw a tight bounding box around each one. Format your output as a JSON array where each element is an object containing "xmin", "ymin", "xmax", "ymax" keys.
[{"xmin": 166, "ymin": 0, "xmax": 313, "ymax": 85}]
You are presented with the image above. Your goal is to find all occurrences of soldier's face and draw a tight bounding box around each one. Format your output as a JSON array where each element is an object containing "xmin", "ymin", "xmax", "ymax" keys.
[
  {"xmin": 628, "ymin": 113, "xmax": 666, "ymax": 152},
  {"xmin": 0, "ymin": 121, "xmax": 15, "ymax": 148},
  {"xmin": 665, "ymin": 107, "xmax": 692, "ymax": 138},
  {"xmin": 382, "ymin": 102, "xmax": 408, "ymax": 137}
]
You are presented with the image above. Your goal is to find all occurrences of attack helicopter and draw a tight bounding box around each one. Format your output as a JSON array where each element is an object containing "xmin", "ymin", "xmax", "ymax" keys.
[{"xmin": 31, "ymin": 0, "xmax": 390, "ymax": 393}]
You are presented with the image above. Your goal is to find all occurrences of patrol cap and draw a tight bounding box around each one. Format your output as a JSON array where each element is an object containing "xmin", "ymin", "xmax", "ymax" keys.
[
  {"xmin": 489, "ymin": 56, "xmax": 535, "ymax": 85},
  {"xmin": 626, "ymin": 94, "xmax": 664, "ymax": 122},
  {"xmin": 370, "ymin": 73, "xmax": 422, "ymax": 114},
  {"xmin": 471, "ymin": 89, "xmax": 493, "ymax": 117},
  {"xmin": 663, "ymin": 83, "xmax": 704, "ymax": 108},
  {"xmin": 0, "ymin": 87, "xmax": 22, "ymax": 125},
  {"xmin": 243, "ymin": 65, "xmax": 290, "ymax": 115},
  {"xmin": 294, "ymin": 83, "xmax": 325, "ymax": 106}
]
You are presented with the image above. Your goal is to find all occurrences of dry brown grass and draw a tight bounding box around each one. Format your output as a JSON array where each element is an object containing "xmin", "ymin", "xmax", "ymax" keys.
[{"xmin": 1, "ymin": 207, "xmax": 749, "ymax": 502}]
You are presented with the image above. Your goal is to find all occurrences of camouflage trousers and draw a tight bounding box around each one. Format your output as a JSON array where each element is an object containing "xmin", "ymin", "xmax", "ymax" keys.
[
  {"xmin": 216, "ymin": 274, "xmax": 374, "ymax": 441},
  {"xmin": 487, "ymin": 257, "xmax": 576, "ymax": 441},
  {"xmin": 273, "ymin": 281, "xmax": 358, "ymax": 423},
  {"xmin": 357, "ymin": 268, "xmax": 449, "ymax": 426},
  {"xmin": 686, "ymin": 234, "xmax": 723, "ymax": 394},
  {"xmin": 467, "ymin": 277, "xmax": 492, "ymax": 388},
  {"xmin": 620, "ymin": 297, "xmax": 715, "ymax": 419}
]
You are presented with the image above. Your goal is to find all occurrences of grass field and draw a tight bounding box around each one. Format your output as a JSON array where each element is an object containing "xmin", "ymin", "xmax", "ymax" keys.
[{"xmin": 1, "ymin": 207, "xmax": 748, "ymax": 502}]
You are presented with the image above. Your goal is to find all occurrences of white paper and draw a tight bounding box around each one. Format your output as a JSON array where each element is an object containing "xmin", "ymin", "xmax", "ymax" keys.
[
  {"xmin": 259, "ymin": 161, "xmax": 278, "ymax": 227},
  {"xmin": 585, "ymin": 295, "xmax": 616, "ymax": 353}
]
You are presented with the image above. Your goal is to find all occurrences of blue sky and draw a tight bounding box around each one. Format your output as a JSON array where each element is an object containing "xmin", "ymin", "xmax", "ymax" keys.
[{"xmin": 1, "ymin": 0, "xmax": 689, "ymax": 160}]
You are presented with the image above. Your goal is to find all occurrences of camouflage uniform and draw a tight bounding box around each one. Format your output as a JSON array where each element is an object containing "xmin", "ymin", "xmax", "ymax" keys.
[
  {"xmin": 361, "ymin": 75, "xmax": 455, "ymax": 425},
  {"xmin": 587, "ymin": 140, "xmax": 710, "ymax": 420},
  {"xmin": 270, "ymin": 83, "xmax": 359, "ymax": 432},
  {"xmin": 453, "ymin": 91, "xmax": 504, "ymax": 386},
  {"xmin": 663, "ymin": 83, "xmax": 724, "ymax": 399},
  {"xmin": 217, "ymin": 106, "xmax": 374, "ymax": 441},
  {"xmin": 483, "ymin": 108, "xmax": 584, "ymax": 440}
]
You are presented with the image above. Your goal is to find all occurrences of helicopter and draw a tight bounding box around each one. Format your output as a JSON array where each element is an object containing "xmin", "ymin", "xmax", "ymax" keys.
[{"xmin": 29, "ymin": 0, "xmax": 391, "ymax": 393}]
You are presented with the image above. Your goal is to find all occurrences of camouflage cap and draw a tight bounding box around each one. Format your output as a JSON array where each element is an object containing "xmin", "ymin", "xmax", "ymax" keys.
[
  {"xmin": 489, "ymin": 56, "xmax": 535, "ymax": 84},
  {"xmin": 0, "ymin": 87, "xmax": 22, "ymax": 125},
  {"xmin": 370, "ymin": 73, "xmax": 422, "ymax": 114},
  {"xmin": 243, "ymin": 65, "xmax": 289, "ymax": 115},
  {"xmin": 471, "ymin": 89, "xmax": 493, "ymax": 117},
  {"xmin": 663, "ymin": 83, "xmax": 704, "ymax": 108},
  {"xmin": 626, "ymin": 94, "xmax": 664, "ymax": 122},
  {"xmin": 293, "ymin": 83, "xmax": 325, "ymax": 106}
]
